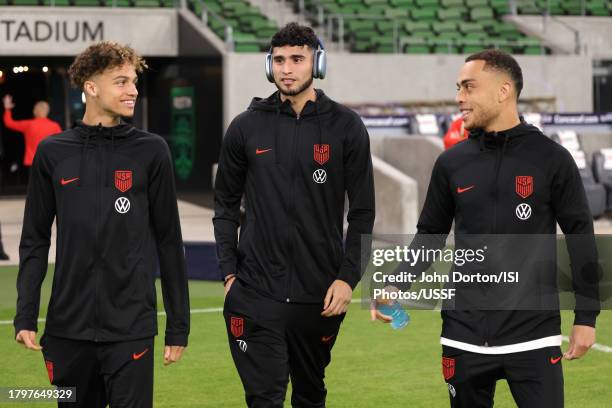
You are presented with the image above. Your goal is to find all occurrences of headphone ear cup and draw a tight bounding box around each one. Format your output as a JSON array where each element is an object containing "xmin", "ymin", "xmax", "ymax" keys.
[
  {"xmin": 314, "ymin": 49, "xmax": 326, "ymax": 79},
  {"xmin": 265, "ymin": 53, "xmax": 274, "ymax": 83}
]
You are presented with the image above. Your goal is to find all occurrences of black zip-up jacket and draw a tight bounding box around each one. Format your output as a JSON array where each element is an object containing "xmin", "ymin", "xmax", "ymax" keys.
[
  {"xmin": 214, "ymin": 90, "xmax": 375, "ymax": 302},
  {"xmin": 14, "ymin": 121, "xmax": 190, "ymax": 346},
  {"xmin": 412, "ymin": 121, "xmax": 600, "ymax": 346}
]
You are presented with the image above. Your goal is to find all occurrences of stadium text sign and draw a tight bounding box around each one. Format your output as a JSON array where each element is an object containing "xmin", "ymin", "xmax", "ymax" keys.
[{"xmin": 0, "ymin": 8, "xmax": 178, "ymax": 56}]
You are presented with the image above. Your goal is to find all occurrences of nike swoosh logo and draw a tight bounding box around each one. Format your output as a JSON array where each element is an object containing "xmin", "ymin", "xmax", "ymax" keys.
[
  {"xmin": 133, "ymin": 348, "xmax": 149, "ymax": 360},
  {"xmin": 550, "ymin": 356, "xmax": 562, "ymax": 364},
  {"xmin": 321, "ymin": 335, "xmax": 335, "ymax": 343},
  {"xmin": 457, "ymin": 185, "xmax": 475, "ymax": 194},
  {"xmin": 60, "ymin": 177, "xmax": 79, "ymax": 186},
  {"xmin": 256, "ymin": 148, "xmax": 272, "ymax": 155}
]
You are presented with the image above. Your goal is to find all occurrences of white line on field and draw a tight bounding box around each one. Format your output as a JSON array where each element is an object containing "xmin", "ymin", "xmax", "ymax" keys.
[{"xmin": 2, "ymin": 303, "xmax": 611, "ymax": 354}]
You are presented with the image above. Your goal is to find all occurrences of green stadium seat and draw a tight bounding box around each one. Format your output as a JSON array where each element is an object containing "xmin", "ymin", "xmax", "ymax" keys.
[
  {"xmin": 412, "ymin": 7, "xmax": 438, "ymax": 21},
  {"xmin": 411, "ymin": 29, "xmax": 436, "ymax": 38},
  {"xmin": 433, "ymin": 44, "xmax": 460, "ymax": 53},
  {"xmin": 465, "ymin": 0, "xmax": 488, "ymax": 6},
  {"xmin": 353, "ymin": 30, "xmax": 380, "ymax": 40},
  {"xmin": 415, "ymin": 0, "xmax": 439, "ymax": 6},
  {"xmin": 404, "ymin": 21, "xmax": 431, "ymax": 33},
  {"xmin": 351, "ymin": 40, "xmax": 372, "ymax": 52},
  {"xmin": 437, "ymin": 31, "xmax": 463, "ymax": 40},
  {"xmin": 438, "ymin": 7, "xmax": 469, "ymax": 21},
  {"xmin": 13, "ymin": 0, "xmax": 41, "ymax": 4},
  {"xmin": 561, "ymin": 0, "xmax": 584, "ymax": 14},
  {"xmin": 234, "ymin": 43, "xmax": 261, "ymax": 52},
  {"xmin": 364, "ymin": 0, "xmax": 387, "ymax": 4},
  {"xmin": 524, "ymin": 45, "xmax": 545, "ymax": 54},
  {"xmin": 385, "ymin": 8, "xmax": 410, "ymax": 18},
  {"xmin": 470, "ymin": 7, "xmax": 495, "ymax": 19},
  {"xmin": 462, "ymin": 45, "xmax": 487, "ymax": 53},
  {"xmin": 461, "ymin": 21, "xmax": 484, "ymax": 33},
  {"xmin": 432, "ymin": 21, "xmax": 457, "ymax": 33},
  {"xmin": 390, "ymin": 0, "xmax": 414, "ymax": 5},
  {"xmin": 440, "ymin": 0, "xmax": 464, "ymax": 7},
  {"xmin": 107, "ymin": 0, "xmax": 132, "ymax": 6},
  {"xmin": 405, "ymin": 44, "xmax": 431, "ymax": 53},
  {"xmin": 133, "ymin": 0, "xmax": 161, "ymax": 6}
]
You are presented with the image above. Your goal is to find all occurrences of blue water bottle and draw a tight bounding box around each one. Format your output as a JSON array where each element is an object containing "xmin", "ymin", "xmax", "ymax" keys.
[{"xmin": 378, "ymin": 300, "xmax": 410, "ymax": 330}]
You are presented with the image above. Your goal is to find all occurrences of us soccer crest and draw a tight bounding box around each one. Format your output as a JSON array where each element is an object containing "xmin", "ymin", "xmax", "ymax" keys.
[
  {"xmin": 515, "ymin": 176, "xmax": 533, "ymax": 199},
  {"xmin": 314, "ymin": 144, "xmax": 330, "ymax": 165},
  {"xmin": 442, "ymin": 357, "xmax": 455, "ymax": 380},
  {"xmin": 230, "ymin": 316, "xmax": 244, "ymax": 338},
  {"xmin": 115, "ymin": 170, "xmax": 133, "ymax": 193}
]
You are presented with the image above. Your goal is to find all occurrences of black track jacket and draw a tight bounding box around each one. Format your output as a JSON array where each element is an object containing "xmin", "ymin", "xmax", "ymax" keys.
[
  {"xmin": 214, "ymin": 90, "xmax": 375, "ymax": 303},
  {"xmin": 14, "ymin": 121, "xmax": 190, "ymax": 346},
  {"xmin": 416, "ymin": 122, "xmax": 600, "ymax": 346}
]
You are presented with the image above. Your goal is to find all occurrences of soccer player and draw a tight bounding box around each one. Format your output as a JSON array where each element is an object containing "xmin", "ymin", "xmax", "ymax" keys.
[
  {"xmin": 14, "ymin": 42, "xmax": 190, "ymax": 408},
  {"xmin": 2, "ymin": 95, "xmax": 62, "ymax": 176},
  {"xmin": 372, "ymin": 50, "xmax": 600, "ymax": 407},
  {"xmin": 214, "ymin": 23, "xmax": 375, "ymax": 407}
]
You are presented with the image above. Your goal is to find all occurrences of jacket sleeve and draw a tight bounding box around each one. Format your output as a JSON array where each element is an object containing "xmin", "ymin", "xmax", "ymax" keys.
[
  {"xmin": 213, "ymin": 119, "xmax": 247, "ymax": 279},
  {"xmin": 551, "ymin": 148, "xmax": 600, "ymax": 328},
  {"xmin": 3, "ymin": 110, "xmax": 30, "ymax": 133},
  {"xmin": 337, "ymin": 118, "xmax": 375, "ymax": 289},
  {"xmin": 14, "ymin": 142, "xmax": 55, "ymax": 336},
  {"xmin": 148, "ymin": 140, "xmax": 190, "ymax": 346},
  {"xmin": 391, "ymin": 156, "xmax": 454, "ymax": 291}
]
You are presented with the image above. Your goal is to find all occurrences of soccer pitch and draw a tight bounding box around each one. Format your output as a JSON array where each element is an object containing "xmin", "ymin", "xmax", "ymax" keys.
[{"xmin": 0, "ymin": 265, "xmax": 610, "ymax": 407}]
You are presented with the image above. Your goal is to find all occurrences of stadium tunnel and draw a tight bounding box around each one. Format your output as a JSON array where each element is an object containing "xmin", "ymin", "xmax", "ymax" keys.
[{"xmin": 0, "ymin": 9, "xmax": 224, "ymax": 205}]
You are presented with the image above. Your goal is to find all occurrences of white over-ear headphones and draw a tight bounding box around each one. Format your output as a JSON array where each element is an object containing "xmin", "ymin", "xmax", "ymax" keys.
[{"xmin": 265, "ymin": 37, "xmax": 327, "ymax": 83}]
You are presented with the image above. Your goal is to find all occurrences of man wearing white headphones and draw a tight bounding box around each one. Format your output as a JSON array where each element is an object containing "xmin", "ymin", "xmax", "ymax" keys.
[{"xmin": 214, "ymin": 23, "xmax": 375, "ymax": 407}]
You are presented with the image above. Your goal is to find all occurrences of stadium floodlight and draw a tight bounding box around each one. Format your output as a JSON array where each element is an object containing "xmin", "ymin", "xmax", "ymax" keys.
[
  {"xmin": 12, "ymin": 67, "xmax": 18, "ymax": 74},
  {"xmin": 43, "ymin": 66, "xmax": 49, "ymax": 73},
  {"xmin": 23, "ymin": 66, "xmax": 29, "ymax": 72}
]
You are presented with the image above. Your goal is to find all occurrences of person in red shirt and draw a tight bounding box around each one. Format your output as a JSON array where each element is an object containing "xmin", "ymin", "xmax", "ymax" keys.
[
  {"xmin": 2, "ymin": 95, "xmax": 62, "ymax": 168},
  {"xmin": 443, "ymin": 116, "xmax": 469, "ymax": 150}
]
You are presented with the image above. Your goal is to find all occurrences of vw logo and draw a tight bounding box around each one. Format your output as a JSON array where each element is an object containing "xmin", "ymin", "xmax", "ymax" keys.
[
  {"xmin": 515, "ymin": 203, "xmax": 531, "ymax": 220},
  {"xmin": 236, "ymin": 339, "xmax": 247, "ymax": 353},
  {"xmin": 115, "ymin": 197, "xmax": 131, "ymax": 214},
  {"xmin": 313, "ymin": 168, "xmax": 327, "ymax": 184}
]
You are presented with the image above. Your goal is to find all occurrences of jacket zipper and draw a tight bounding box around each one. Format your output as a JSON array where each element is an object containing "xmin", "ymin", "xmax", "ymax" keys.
[
  {"xmin": 93, "ymin": 133, "xmax": 102, "ymax": 341},
  {"xmin": 284, "ymin": 115, "xmax": 300, "ymax": 303},
  {"xmin": 485, "ymin": 134, "xmax": 504, "ymax": 346}
]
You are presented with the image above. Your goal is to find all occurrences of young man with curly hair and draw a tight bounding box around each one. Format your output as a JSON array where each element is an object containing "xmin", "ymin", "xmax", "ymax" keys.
[
  {"xmin": 214, "ymin": 23, "xmax": 375, "ymax": 407},
  {"xmin": 14, "ymin": 42, "xmax": 190, "ymax": 408}
]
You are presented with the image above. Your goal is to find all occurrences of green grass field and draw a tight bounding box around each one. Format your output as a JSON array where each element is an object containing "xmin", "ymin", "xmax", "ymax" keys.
[{"xmin": 0, "ymin": 265, "xmax": 610, "ymax": 407}]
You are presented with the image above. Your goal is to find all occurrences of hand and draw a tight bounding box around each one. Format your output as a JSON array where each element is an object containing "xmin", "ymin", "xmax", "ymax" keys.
[
  {"xmin": 163, "ymin": 345, "xmax": 185, "ymax": 365},
  {"xmin": 369, "ymin": 285, "xmax": 398, "ymax": 324},
  {"xmin": 224, "ymin": 275, "xmax": 236, "ymax": 299},
  {"xmin": 321, "ymin": 280, "xmax": 352, "ymax": 317},
  {"xmin": 16, "ymin": 330, "xmax": 42, "ymax": 351},
  {"xmin": 564, "ymin": 325, "xmax": 595, "ymax": 360},
  {"xmin": 3, "ymin": 95, "xmax": 14, "ymax": 110}
]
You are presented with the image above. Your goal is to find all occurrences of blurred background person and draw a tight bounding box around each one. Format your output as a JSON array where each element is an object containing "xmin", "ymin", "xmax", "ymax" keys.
[{"xmin": 2, "ymin": 94, "xmax": 62, "ymax": 182}]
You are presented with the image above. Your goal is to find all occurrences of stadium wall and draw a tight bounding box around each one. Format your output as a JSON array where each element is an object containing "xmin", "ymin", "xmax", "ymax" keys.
[{"xmin": 223, "ymin": 53, "xmax": 593, "ymax": 130}]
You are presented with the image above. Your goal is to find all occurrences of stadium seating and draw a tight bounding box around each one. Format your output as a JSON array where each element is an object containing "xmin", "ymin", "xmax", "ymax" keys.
[
  {"xmin": 188, "ymin": 0, "xmax": 278, "ymax": 51},
  {"xmin": 551, "ymin": 131, "xmax": 607, "ymax": 217},
  {"xmin": 293, "ymin": 0, "xmax": 551, "ymax": 54},
  {"xmin": 592, "ymin": 148, "xmax": 612, "ymax": 210},
  {"xmin": 515, "ymin": 0, "xmax": 612, "ymax": 16},
  {"xmin": 3, "ymin": 0, "xmax": 277, "ymax": 52}
]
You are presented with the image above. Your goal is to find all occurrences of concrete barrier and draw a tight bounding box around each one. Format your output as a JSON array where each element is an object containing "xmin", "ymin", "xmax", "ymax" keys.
[
  {"xmin": 372, "ymin": 155, "xmax": 418, "ymax": 235},
  {"xmin": 371, "ymin": 135, "xmax": 444, "ymax": 213}
]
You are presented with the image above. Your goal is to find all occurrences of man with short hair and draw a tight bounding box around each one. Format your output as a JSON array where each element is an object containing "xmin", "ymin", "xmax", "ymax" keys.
[
  {"xmin": 214, "ymin": 22, "xmax": 375, "ymax": 407},
  {"xmin": 2, "ymin": 95, "xmax": 62, "ymax": 170},
  {"xmin": 14, "ymin": 41, "xmax": 190, "ymax": 408},
  {"xmin": 372, "ymin": 50, "xmax": 600, "ymax": 407}
]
